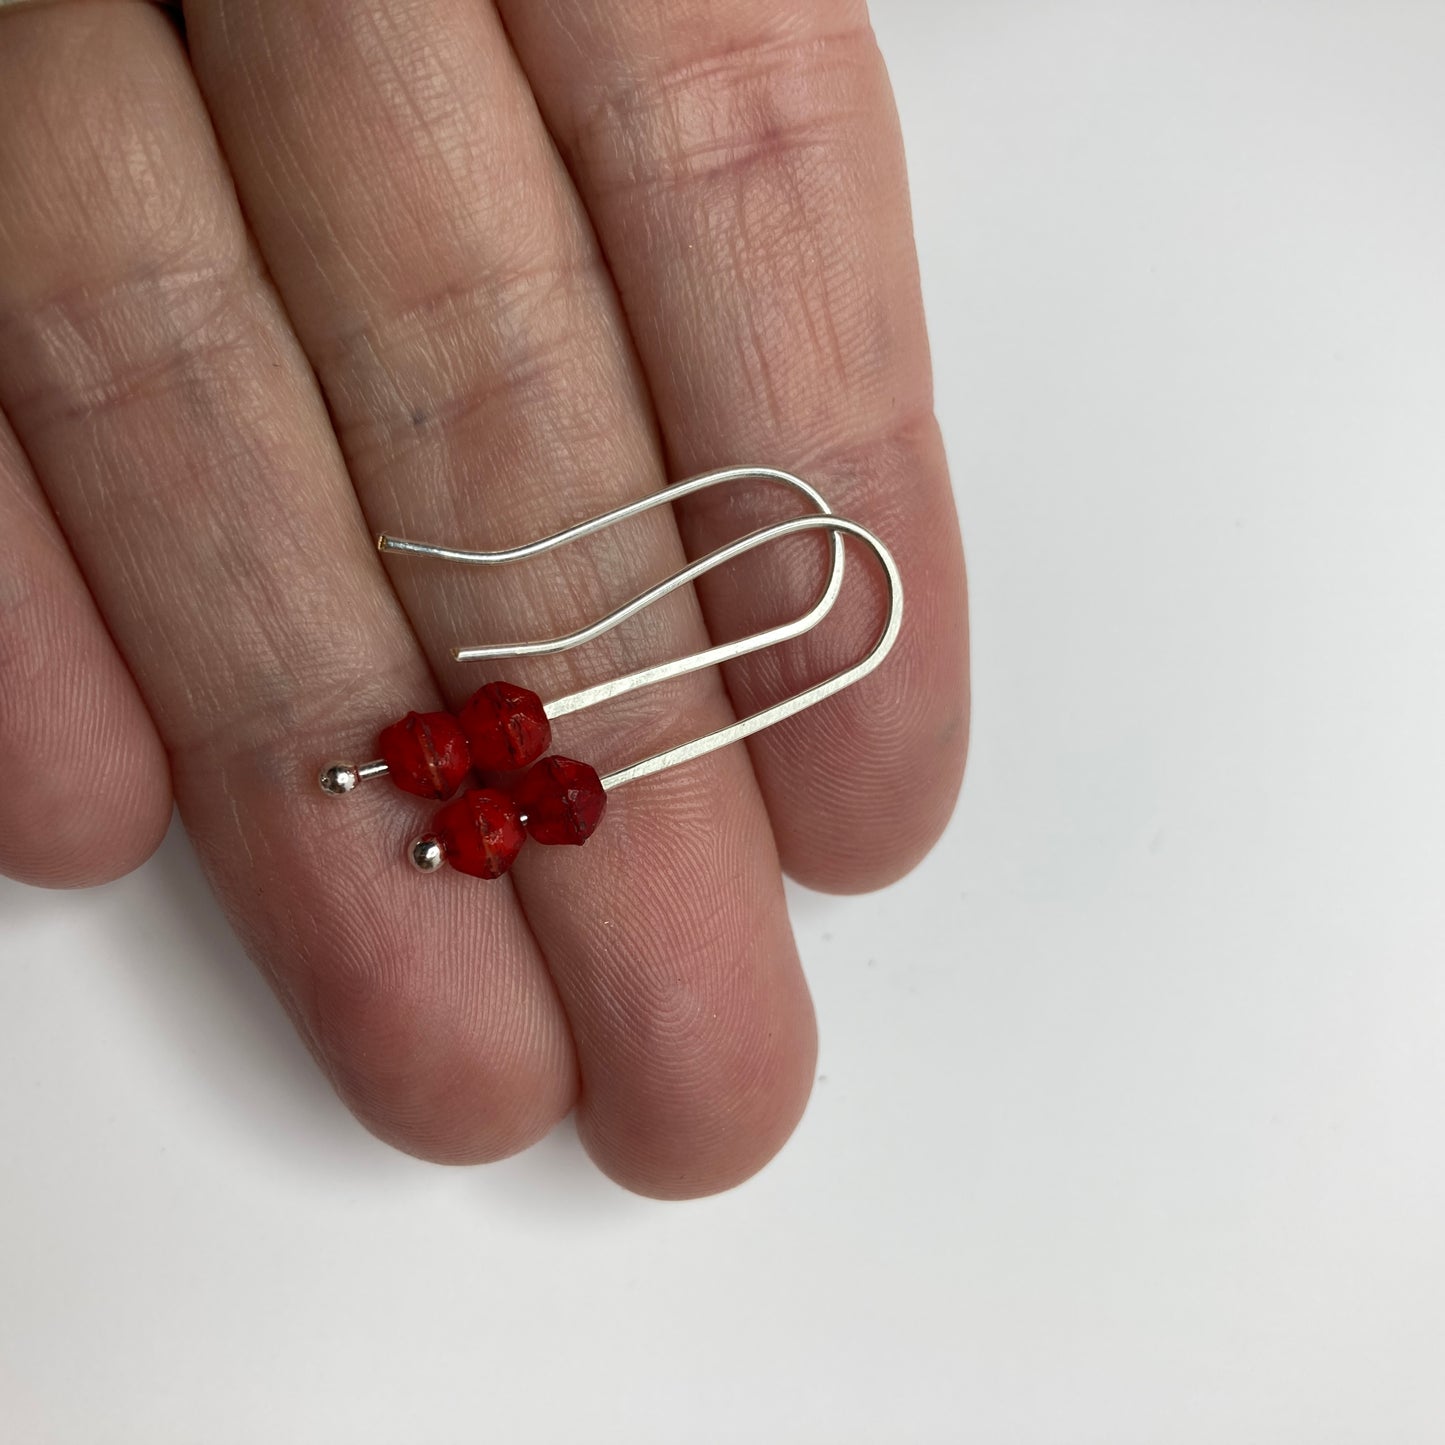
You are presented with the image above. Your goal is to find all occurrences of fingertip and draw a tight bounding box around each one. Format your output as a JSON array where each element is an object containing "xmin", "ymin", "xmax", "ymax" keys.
[
  {"xmin": 0, "ymin": 599, "xmax": 174, "ymax": 890},
  {"xmin": 774, "ymin": 671, "xmax": 970, "ymax": 895},
  {"xmin": 574, "ymin": 958, "xmax": 819, "ymax": 1200},
  {"xmin": 0, "ymin": 753, "xmax": 172, "ymax": 890},
  {"xmin": 308, "ymin": 946, "xmax": 581, "ymax": 1167},
  {"xmin": 227, "ymin": 847, "xmax": 583, "ymax": 1168},
  {"xmin": 578, "ymin": 1067, "xmax": 816, "ymax": 1201}
]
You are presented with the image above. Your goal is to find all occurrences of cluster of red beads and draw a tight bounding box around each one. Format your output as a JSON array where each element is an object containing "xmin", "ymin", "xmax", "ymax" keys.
[
  {"xmin": 430, "ymin": 755, "xmax": 606, "ymax": 878},
  {"xmin": 377, "ymin": 681, "xmax": 553, "ymax": 800},
  {"xmin": 374, "ymin": 682, "xmax": 605, "ymax": 879}
]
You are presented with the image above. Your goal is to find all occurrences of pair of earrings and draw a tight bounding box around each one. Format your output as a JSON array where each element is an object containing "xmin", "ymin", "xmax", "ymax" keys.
[
  {"xmin": 320, "ymin": 682, "xmax": 601, "ymax": 877},
  {"xmin": 318, "ymin": 466, "xmax": 902, "ymax": 880}
]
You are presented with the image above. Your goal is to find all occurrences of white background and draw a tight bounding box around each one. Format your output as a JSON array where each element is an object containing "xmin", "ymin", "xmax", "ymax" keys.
[{"xmin": 4, "ymin": 2, "xmax": 1445, "ymax": 1440}]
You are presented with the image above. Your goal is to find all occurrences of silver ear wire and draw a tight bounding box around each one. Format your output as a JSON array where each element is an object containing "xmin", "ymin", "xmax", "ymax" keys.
[
  {"xmin": 377, "ymin": 466, "xmax": 901, "ymax": 792},
  {"xmin": 586, "ymin": 513, "xmax": 900, "ymax": 791},
  {"xmin": 319, "ymin": 467, "xmax": 902, "ymax": 886},
  {"xmin": 380, "ymin": 464, "xmax": 845, "ymax": 683}
]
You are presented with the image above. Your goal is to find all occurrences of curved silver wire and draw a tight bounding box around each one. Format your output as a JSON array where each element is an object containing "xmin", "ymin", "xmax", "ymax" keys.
[
  {"xmin": 378, "ymin": 465, "xmax": 845, "ymax": 716},
  {"xmin": 364, "ymin": 467, "xmax": 902, "ymax": 795},
  {"xmin": 379, "ymin": 464, "xmax": 833, "ymax": 566},
  {"xmin": 595, "ymin": 515, "xmax": 901, "ymax": 790}
]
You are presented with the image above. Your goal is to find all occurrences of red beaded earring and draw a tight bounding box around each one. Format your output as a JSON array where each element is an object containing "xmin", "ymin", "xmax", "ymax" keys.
[{"xmin": 317, "ymin": 466, "xmax": 902, "ymax": 880}]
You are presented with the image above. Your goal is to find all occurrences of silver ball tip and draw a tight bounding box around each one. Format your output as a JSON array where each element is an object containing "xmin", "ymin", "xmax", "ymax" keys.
[
  {"xmin": 410, "ymin": 836, "xmax": 446, "ymax": 874},
  {"xmin": 319, "ymin": 762, "xmax": 360, "ymax": 796}
]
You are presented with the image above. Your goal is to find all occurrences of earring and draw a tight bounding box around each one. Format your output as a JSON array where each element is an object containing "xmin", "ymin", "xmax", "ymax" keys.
[{"xmin": 317, "ymin": 466, "xmax": 902, "ymax": 880}]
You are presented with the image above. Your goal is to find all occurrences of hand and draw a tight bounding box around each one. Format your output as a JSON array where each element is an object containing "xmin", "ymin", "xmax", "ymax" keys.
[{"xmin": 0, "ymin": 0, "xmax": 968, "ymax": 1197}]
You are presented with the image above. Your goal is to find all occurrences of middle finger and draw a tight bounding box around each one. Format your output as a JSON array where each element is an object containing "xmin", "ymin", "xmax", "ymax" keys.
[{"xmin": 184, "ymin": 0, "xmax": 816, "ymax": 1196}]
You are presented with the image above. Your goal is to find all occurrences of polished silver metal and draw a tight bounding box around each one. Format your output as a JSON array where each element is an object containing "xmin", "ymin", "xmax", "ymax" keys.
[
  {"xmin": 319, "ymin": 759, "xmax": 388, "ymax": 795},
  {"xmin": 381, "ymin": 466, "xmax": 845, "ymax": 689},
  {"xmin": 377, "ymin": 466, "xmax": 902, "ymax": 794},
  {"xmin": 592, "ymin": 515, "xmax": 899, "ymax": 790},
  {"xmin": 409, "ymin": 837, "xmax": 446, "ymax": 873},
  {"xmin": 321, "ymin": 466, "xmax": 854, "ymax": 797},
  {"xmin": 318, "ymin": 762, "xmax": 359, "ymax": 795}
]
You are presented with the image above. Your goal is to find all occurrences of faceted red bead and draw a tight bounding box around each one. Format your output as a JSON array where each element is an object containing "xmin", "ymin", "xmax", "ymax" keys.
[
  {"xmin": 460, "ymin": 682, "xmax": 551, "ymax": 773},
  {"xmin": 376, "ymin": 711, "xmax": 471, "ymax": 800},
  {"xmin": 514, "ymin": 756, "xmax": 607, "ymax": 846},
  {"xmin": 431, "ymin": 788, "xmax": 527, "ymax": 879}
]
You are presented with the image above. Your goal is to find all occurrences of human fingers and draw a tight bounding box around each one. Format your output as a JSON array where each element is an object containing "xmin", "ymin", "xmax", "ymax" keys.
[
  {"xmin": 180, "ymin": 0, "xmax": 816, "ymax": 1197},
  {"xmin": 0, "ymin": 1, "xmax": 575, "ymax": 1160},
  {"xmin": 498, "ymin": 0, "xmax": 971, "ymax": 892}
]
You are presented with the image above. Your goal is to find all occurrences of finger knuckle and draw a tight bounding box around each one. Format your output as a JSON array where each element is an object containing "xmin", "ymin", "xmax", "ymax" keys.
[{"xmin": 572, "ymin": 23, "xmax": 884, "ymax": 203}]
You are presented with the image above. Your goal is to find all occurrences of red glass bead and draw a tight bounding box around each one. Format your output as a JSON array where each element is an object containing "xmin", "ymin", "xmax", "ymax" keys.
[
  {"xmin": 514, "ymin": 756, "xmax": 607, "ymax": 846},
  {"xmin": 376, "ymin": 711, "xmax": 471, "ymax": 800},
  {"xmin": 460, "ymin": 682, "xmax": 551, "ymax": 773},
  {"xmin": 431, "ymin": 788, "xmax": 527, "ymax": 879}
]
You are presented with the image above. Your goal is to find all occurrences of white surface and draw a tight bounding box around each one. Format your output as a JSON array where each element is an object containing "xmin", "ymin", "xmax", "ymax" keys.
[{"xmin": 4, "ymin": 2, "xmax": 1445, "ymax": 1440}]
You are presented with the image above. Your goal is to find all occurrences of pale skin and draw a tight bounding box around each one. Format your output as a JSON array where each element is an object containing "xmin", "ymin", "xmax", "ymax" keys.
[{"xmin": 0, "ymin": 0, "xmax": 969, "ymax": 1198}]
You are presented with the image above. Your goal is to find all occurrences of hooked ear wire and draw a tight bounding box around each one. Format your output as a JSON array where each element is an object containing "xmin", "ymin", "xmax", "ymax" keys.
[
  {"xmin": 317, "ymin": 466, "xmax": 901, "ymax": 880},
  {"xmin": 380, "ymin": 464, "xmax": 846, "ymax": 676}
]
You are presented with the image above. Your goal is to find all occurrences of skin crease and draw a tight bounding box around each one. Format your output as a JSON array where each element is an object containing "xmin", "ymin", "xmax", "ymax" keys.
[{"xmin": 0, "ymin": 0, "xmax": 969, "ymax": 1198}]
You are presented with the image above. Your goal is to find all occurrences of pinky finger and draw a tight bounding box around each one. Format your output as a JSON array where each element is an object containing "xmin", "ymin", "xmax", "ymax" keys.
[{"xmin": 0, "ymin": 409, "xmax": 171, "ymax": 887}]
